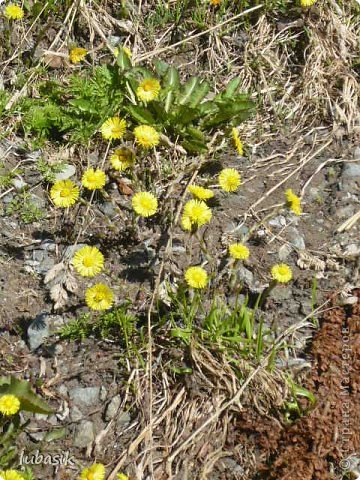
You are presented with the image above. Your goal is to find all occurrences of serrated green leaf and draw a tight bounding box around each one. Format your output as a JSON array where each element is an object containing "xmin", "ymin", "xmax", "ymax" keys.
[
  {"xmin": 0, "ymin": 377, "xmax": 53, "ymax": 414},
  {"xmin": 181, "ymin": 138, "xmax": 207, "ymax": 153},
  {"xmin": 126, "ymin": 105, "xmax": 155, "ymax": 124},
  {"xmin": 173, "ymin": 105, "xmax": 199, "ymax": 125},
  {"xmin": 188, "ymin": 81, "xmax": 210, "ymax": 107},
  {"xmin": 178, "ymin": 77, "xmax": 200, "ymax": 105},
  {"xmin": 185, "ymin": 126, "xmax": 206, "ymax": 141},
  {"xmin": 68, "ymin": 99, "xmax": 98, "ymax": 113},
  {"xmin": 223, "ymin": 78, "xmax": 242, "ymax": 98},
  {"xmin": 117, "ymin": 48, "xmax": 131, "ymax": 71}
]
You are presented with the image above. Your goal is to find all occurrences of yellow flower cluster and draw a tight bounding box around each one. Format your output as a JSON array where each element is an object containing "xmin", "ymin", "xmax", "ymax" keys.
[
  {"xmin": 110, "ymin": 147, "xmax": 135, "ymax": 171},
  {"xmin": 69, "ymin": 47, "xmax": 87, "ymax": 64},
  {"xmin": 80, "ymin": 463, "xmax": 105, "ymax": 480},
  {"xmin": 300, "ymin": 0, "xmax": 317, "ymax": 7},
  {"xmin": 181, "ymin": 199, "xmax": 212, "ymax": 231},
  {"xmin": 0, "ymin": 394, "xmax": 20, "ymax": 416},
  {"xmin": 232, "ymin": 128, "xmax": 243, "ymax": 156},
  {"xmin": 4, "ymin": 4, "xmax": 24, "ymax": 20},
  {"xmin": 187, "ymin": 185, "xmax": 214, "ymax": 201},
  {"xmin": 85, "ymin": 284, "xmax": 114, "ymax": 311},
  {"xmin": 285, "ymin": 189, "xmax": 302, "ymax": 216},
  {"xmin": 0, "ymin": 470, "xmax": 25, "ymax": 480}
]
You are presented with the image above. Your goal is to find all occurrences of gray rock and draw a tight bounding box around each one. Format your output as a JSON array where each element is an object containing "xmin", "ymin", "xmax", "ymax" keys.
[
  {"xmin": 54, "ymin": 164, "xmax": 76, "ymax": 181},
  {"xmin": 99, "ymin": 201, "xmax": 117, "ymax": 219},
  {"xmin": 57, "ymin": 385, "xmax": 68, "ymax": 397},
  {"xmin": 39, "ymin": 240, "xmax": 56, "ymax": 252},
  {"xmin": 37, "ymin": 257, "xmax": 55, "ymax": 274},
  {"xmin": 116, "ymin": 411, "xmax": 131, "ymax": 429},
  {"xmin": 269, "ymin": 215, "xmax": 286, "ymax": 228},
  {"xmin": 335, "ymin": 204, "xmax": 356, "ymax": 220},
  {"xmin": 105, "ymin": 395, "xmax": 121, "ymax": 421},
  {"xmin": 2, "ymin": 193, "xmax": 14, "ymax": 203},
  {"xmin": 69, "ymin": 387, "xmax": 100, "ymax": 407},
  {"xmin": 30, "ymin": 193, "xmax": 46, "ymax": 209},
  {"xmin": 74, "ymin": 420, "xmax": 95, "ymax": 448},
  {"xmin": 342, "ymin": 296, "xmax": 358, "ymax": 306},
  {"xmin": 12, "ymin": 177, "xmax": 28, "ymax": 190},
  {"xmin": 286, "ymin": 227, "xmax": 305, "ymax": 250},
  {"xmin": 341, "ymin": 162, "xmax": 360, "ymax": 193},
  {"xmin": 70, "ymin": 406, "xmax": 83, "ymax": 422},
  {"xmin": 28, "ymin": 431, "xmax": 46, "ymax": 442},
  {"xmin": 237, "ymin": 266, "xmax": 253, "ymax": 286},
  {"xmin": 270, "ymin": 286, "xmax": 292, "ymax": 301},
  {"xmin": 100, "ymin": 386, "xmax": 107, "ymax": 402},
  {"xmin": 353, "ymin": 147, "xmax": 360, "ymax": 160},
  {"xmin": 63, "ymin": 243, "xmax": 87, "ymax": 260},
  {"xmin": 27, "ymin": 313, "xmax": 50, "ymax": 350},
  {"xmin": 278, "ymin": 244, "xmax": 292, "ymax": 261},
  {"xmin": 33, "ymin": 250, "xmax": 46, "ymax": 262}
]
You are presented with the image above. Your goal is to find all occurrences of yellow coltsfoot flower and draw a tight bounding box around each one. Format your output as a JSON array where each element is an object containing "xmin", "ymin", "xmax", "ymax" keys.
[
  {"xmin": 50, "ymin": 180, "xmax": 79, "ymax": 208},
  {"xmin": 300, "ymin": 0, "xmax": 317, "ymax": 7},
  {"xmin": 82, "ymin": 168, "xmax": 106, "ymax": 190},
  {"xmin": 116, "ymin": 475, "xmax": 129, "ymax": 480},
  {"xmin": 185, "ymin": 266, "xmax": 208, "ymax": 289},
  {"xmin": 285, "ymin": 189, "xmax": 302, "ymax": 216},
  {"xmin": 187, "ymin": 185, "xmax": 214, "ymax": 201},
  {"xmin": 231, "ymin": 128, "xmax": 243, "ymax": 156},
  {"xmin": 0, "ymin": 470, "xmax": 25, "ymax": 480},
  {"xmin": 271, "ymin": 264, "xmax": 292, "ymax": 284},
  {"xmin": 72, "ymin": 246, "xmax": 104, "ymax": 277},
  {"xmin": 85, "ymin": 284, "xmax": 114, "ymax": 311},
  {"xmin": 133, "ymin": 125, "xmax": 160, "ymax": 148},
  {"xmin": 80, "ymin": 463, "xmax": 105, "ymax": 480},
  {"xmin": 183, "ymin": 199, "xmax": 212, "ymax": 227},
  {"xmin": 69, "ymin": 47, "xmax": 87, "ymax": 64},
  {"xmin": 219, "ymin": 168, "xmax": 241, "ymax": 192},
  {"xmin": 4, "ymin": 4, "xmax": 24, "ymax": 20},
  {"xmin": 110, "ymin": 147, "xmax": 135, "ymax": 171},
  {"xmin": 181, "ymin": 213, "xmax": 192, "ymax": 231},
  {"xmin": 229, "ymin": 243, "xmax": 250, "ymax": 260},
  {"xmin": 132, "ymin": 191, "xmax": 158, "ymax": 217},
  {"xmin": 101, "ymin": 117, "xmax": 127, "ymax": 140},
  {"xmin": 210, "ymin": 0, "xmax": 221, "ymax": 6},
  {"xmin": 136, "ymin": 78, "xmax": 161, "ymax": 103},
  {"xmin": 0, "ymin": 395, "xmax": 20, "ymax": 416}
]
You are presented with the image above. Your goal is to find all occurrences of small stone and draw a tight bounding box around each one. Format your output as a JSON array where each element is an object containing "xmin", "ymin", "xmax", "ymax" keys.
[
  {"xmin": 28, "ymin": 431, "xmax": 46, "ymax": 442},
  {"xmin": 237, "ymin": 266, "xmax": 253, "ymax": 286},
  {"xmin": 286, "ymin": 227, "xmax": 305, "ymax": 250},
  {"xmin": 105, "ymin": 395, "xmax": 121, "ymax": 421},
  {"xmin": 12, "ymin": 177, "xmax": 28, "ymax": 190},
  {"xmin": 40, "ymin": 240, "xmax": 56, "ymax": 252},
  {"xmin": 99, "ymin": 202, "xmax": 117, "ymax": 219},
  {"xmin": 54, "ymin": 164, "xmax": 76, "ymax": 181},
  {"xmin": 353, "ymin": 147, "xmax": 360, "ymax": 160},
  {"xmin": 116, "ymin": 411, "xmax": 131, "ymax": 429},
  {"xmin": 33, "ymin": 250, "xmax": 45, "ymax": 262},
  {"xmin": 27, "ymin": 313, "xmax": 50, "ymax": 350},
  {"xmin": 58, "ymin": 385, "xmax": 68, "ymax": 397},
  {"xmin": 269, "ymin": 215, "xmax": 286, "ymax": 228},
  {"xmin": 30, "ymin": 193, "xmax": 46, "ymax": 209},
  {"xmin": 270, "ymin": 286, "xmax": 292, "ymax": 301},
  {"xmin": 63, "ymin": 244, "xmax": 87, "ymax": 260},
  {"xmin": 70, "ymin": 406, "xmax": 83, "ymax": 422},
  {"xmin": 69, "ymin": 387, "xmax": 100, "ymax": 407},
  {"xmin": 100, "ymin": 386, "xmax": 107, "ymax": 402},
  {"xmin": 73, "ymin": 420, "xmax": 95, "ymax": 448},
  {"xmin": 278, "ymin": 244, "xmax": 292, "ymax": 261}
]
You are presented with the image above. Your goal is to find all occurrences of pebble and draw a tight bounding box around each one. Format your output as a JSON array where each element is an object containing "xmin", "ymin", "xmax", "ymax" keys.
[
  {"xmin": 237, "ymin": 266, "xmax": 253, "ymax": 286},
  {"xmin": 269, "ymin": 215, "xmax": 287, "ymax": 228},
  {"xmin": 353, "ymin": 147, "xmax": 360, "ymax": 160},
  {"xmin": 105, "ymin": 395, "xmax": 121, "ymax": 421},
  {"xmin": 286, "ymin": 227, "xmax": 306, "ymax": 250},
  {"xmin": 278, "ymin": 244, "xmax": 292, "ymax": 261},
  {"xmin": 99, "ymin": 201, "xmax": 117, "ymax": 219},
  {"xmin": 116, "ymin": 411, "xmax": 131, "ymax": 429},
  {"xmin": 70, "ymin": 406, "xmax": 83, "ymax": 422},
  {"xmin": 342, "ymin": 296, "xmax": 358, "ymax": 306},
  {"xmin": 54, "ymin": 164, "xmax": 76, "ymax": 181},
  {"xmin": 69, "ymin": 386, "xmax": 100, "ymax": 407},
  {"xmin": 12, "ymin": 177, "xmax": 28, "ymax": 190},
  {"xmin": 27, "ymin": 313, "xmax": 50, "ymax": 350},
  {"xmin": 270, "ymin": 286, "xmax": 292, "ymax": 302},
  {"xmin": 73, "ymin": 420, "xmax": 95, "ymax": 448}
]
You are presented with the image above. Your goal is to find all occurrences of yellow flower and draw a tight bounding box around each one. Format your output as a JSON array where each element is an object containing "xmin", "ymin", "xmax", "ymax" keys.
[
  {"xmin": 85, "ymin": 284, "xmax": 114, "ymax": 311},
  {"xmin": 134, "ymin": 125, "xmax": 160, "ymax": 148},
  {"xmin": 0, "ymin": 470, "xmax": 25, "ymax": 480},
  {"xmin": 116, "ymin": 475, "xmax": 129, "ymax": 480},
  {"xmin": 4, "ymin": 4, "xmax": 24, "ymax": 20},
  {"xmin": 82, "ymin": 168, "xmax": 106, "ymax": 190},
  {"xmin": 0, "ymin": 395, "xmax": 20, "ymax": 416},
  {"xmin": 285, "ymin": 189, "xmax": 302, "ymax": 216},
  {"xmin": 183, "ymin": 199, "xmax": 212, "ymax": 227},
  {"xmin": 110, "ymin": 147, "xmax": 135, "ymax": 171},
  {"xmin": 50, "ymin": 180, "xmax": 79, "ymax": 208},
  {"xmin": 101, "ymin": 117, "xmax": 127, "ymax": 140},
  {"xmin": 69, "ymin": 47, "xmax": 87, "ymax": 64},
  {"xmin": 271, "ymin": 264, "xmax": 292, "ymax": 284},
  {"xmin": 132, "ymin": 191, "xmax": 158, "ymax": 217},
  {"xmin": 185, "ymin": 266, "xmax": 208, "ymax": 289},
  {"xmin": 210, "ymin": 0, "xmax": 221, "ymax": 5},
  {"xmin": 300, "ymin": 0, "xmax": 317, "ymax": 6},
  {"xmin": 187, "ymin": 185, "xmax": 214, "ymax": 201},
  {"xmin": 136, "ymin": 78, "xmax": 161, "ymax": 103},
  {"xmin": 114, "ymin": 46, "xmax": 132, "ymax": 58},
  {"xmin": 181, "ymin": 213, "xmax": 192, "ymax": 231},
  {"xmin": 72, "ymin": 246, "xmax": 104, "ymax": 277},
  {"xmin": 219, "ymin": 168, "xmax": 241, "ymax": 192},
  {"xmin": 231, "ymin": 128, "xmax": 243, "ymax": 156},
  {"xmin": 80, "ymin": 463, "xmax": 105, "ymax": 480},
  {"xmin": 229, "ymin": 243, "xmax": 250, "ymax": 260}
]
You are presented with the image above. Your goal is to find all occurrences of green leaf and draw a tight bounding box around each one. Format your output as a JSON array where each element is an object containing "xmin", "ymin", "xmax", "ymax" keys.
[
  {"xmin": 0, "ymin": 377, "xmax": 54, "ymax": 414},
  {"xmin": 173, "ymin": 105, "xmax": 199, "ymax": 125},
  {"xmin": 202, "ymin": 100, "xmax": 255, "ymax": 128},
  {"xmin": 117, "ymin": 48, "xmax": 131, "ymax": 71},
  {"xmin": 292, "ymin": 384, "xmax": 316, "ymax": 405},
  {"xmin": 153, "ymin": 59, "xmax": 169, "ymax": 77},
  {"xmin": 43, "ymin": 427, "xmax": 68, "ymax": 442},
  {"xmin": 181, "ymin": 137, "xmax": 207, "ymax": 154},
  {"xmin": 223, "ymin": 78, "xmax": 241, "ymax": 98},
  {"xmin": 163, "ymin": 66, "xmax": 180, "ymax": 90},
  {"xmin": 68, "ymin": 99, "xmax": 98, "ymax": 113},
  {"xmin": 126, "ymin": 105, "xmax": 155, "ymax": 124},
  {"xmin": 185, "ymin": 126, "xmax": 206, "ymax": 142},
  {"xmin": 178, "ymin": 77, "xmax": 200, "ymax": 105},
  {"xmin": 188, "ymin": 81, "xmax": 210, "ymax": 107}
]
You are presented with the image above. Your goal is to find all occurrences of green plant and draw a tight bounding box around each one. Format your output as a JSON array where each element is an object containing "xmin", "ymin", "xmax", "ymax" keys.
[
  {"xmin": 5, "ymin": 192, "xmax": 45, "ymax": 223},
  {"xmin": 283, "ymin": 377, "xmax": 316, "ymax": 423},
  {"xmin": 36, "ymin": 158, "xmax": 67, "ymax": 183}
]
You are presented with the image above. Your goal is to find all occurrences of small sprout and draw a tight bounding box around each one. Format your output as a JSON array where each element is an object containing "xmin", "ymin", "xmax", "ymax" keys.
[
  {"xmin": 185, "ymin": 266, "xmax": 208, "ymax": 289},
  {"xmin": 132, "ymin": 191, "xmax": 158, "ymax": 217},
  {"xmin": 81, "ymin": 168, "xmax": 106, "ymax": 190},
  {"xmin": 133, "ymin": 125, "xmax": 160, "ymax": 148},
  {"xmin": 100, "ymin": 117, "xmax": 127, "ymax": 140},
  {"xmin": 50, "ymin": 180, "xmax": 79, "ymax": 207}
]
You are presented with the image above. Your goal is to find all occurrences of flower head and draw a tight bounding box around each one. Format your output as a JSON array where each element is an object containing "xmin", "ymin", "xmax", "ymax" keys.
[
  {"xmin": 218, "ymin": 168, "xmax": 241, "ymax": 192},
  {"xmin": 187, "ymin": 185, "xmax": 214, "ymax": 201},
  {"xmin": 80, "ymin": 463, "xmax": 105, "ymax": 480},
  {"xmin": 229, "ymin": 243, "xmax": 250, "ymax": 260},
  {"xmin": 0, "ymin": 395, "xmax": 20, "ymax": 416},
  {"xmin": 116, "ymin": 475, "xmax": 129, "ymax": 480},
  {"xmin": 50, "ymin": 180, "xmax": 79, "ymax": 208},
  {"xmin": 4, "ymin": 4, "xmax": 24, "ymax": 20},
  {"xmin": 69, "ymin": 47, "xmax": 87, "ymax": 64},
  {"xmin": 134, "ymin": 125, "xmax": 160, "ymax": 148},
  {"xmin": 271, "ymin": 264, "xmax": 292, "ymax": 284},
  {"xmin": 210, "ymin": 0, "xmax": 221, "ymax": 5},
  {"xmin": 81, "ymin": 168, "xmax": 106, "ymax": 190},
  {"xmin": 132, "ymin": 191, "xmax": 158, "ymax": 217},
  {"xmin": 72, "ymin": 246, "xmax": 104, "ymax": 277},
  {"xmin": 285, "ymin": 189, "xmax": 302, "ymax": 216},
  {"xmin": 183, "ymin": 200, "xmax": 212, "ymax": 227},
  {"xmin": 110, "ymin": 147, "xmax": 135, "ymax": 171},
  {"xmin": 85, "ymin": 284, "xmax": 114, "ymax": 311},
  {"xmin": 114, "ymin": 46, "xmax": 132, "ymax": 59},
  {"xmin": 231, "ymin": 128, "xmax": 243, "ymax": 156},
  {"xmin": 136, "ymin": 78, "xmax": 161, "ymax": 103},
  {"xmin": 185, "ymin": 266, "xmax": 208, "ymax": 289},
  {"xmin": 0, "ymin": 470, "xmax": 25, "ymax": 480},
  {"xmin": 300, "ymin": 0, "xmax": 317, "ymax": 7},
  {"xmin": 101, "ymin": 117, "xmax": 126, "ymax": 140},
  {"xmin": 181, "ymin": 213, "xmax": 192, "ymax": 231}
]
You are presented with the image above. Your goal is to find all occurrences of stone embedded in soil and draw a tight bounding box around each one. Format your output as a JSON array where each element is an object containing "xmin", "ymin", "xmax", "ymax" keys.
[
  {"xmin": 353, "ymin": 146, "xmax": 360, "ymax": 160},
  {"xmin": 73, "ymin": 420, "xmax": 95, "ymax": 448},
  {"xmin": 27, "ymin": 313, "xmax": 51, "ymax": 350},
  {"xmin": 237, "ymin": 266, "xmax": 254, "ymax": 286},
  {"xmin": 115, "ymin": 411, "xmax": 131, "ymax": 429},
  {"xmin": 104, "ymin": 394, "xmax": 121, "ymax": 421},
  {"xmin": 269, "ymin": 215, "xmax": 287, "ymax": 228},
  {"xmin": 278, "ymin": 244, "xmax": 292, "ymax": 261},
  {"xmin": 70, "ymin": 406, "xmax": 83, "ymax": 422},
  {"xmin": 285, "ymin": 227, "xmax": 306, "ymax": 250},
  {"xmin": 99, "ymin": 201, "xmax": 118, "ymax": 219},
  {"xmin": 54, "ymin": 163, "xmax": 76, "ymax": 181},
  {"xmin": 340, "ymin": 162, "xmax": 360, "ymax": 193},
  {"xmin": 69, "ymin": 386, "xmax": 100, "ymax": 407},
  {"xmin": 12, "ymin": 177, "xmax": 28, "ymax": 190},
  {"xmin": 269, "ymin": 286, "xmax": 292, "ymax": 301}
]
